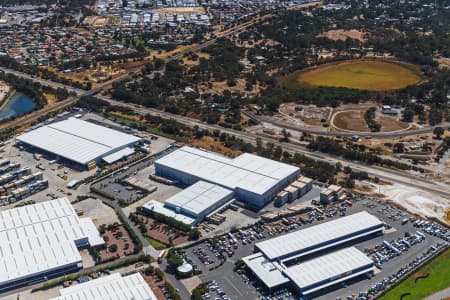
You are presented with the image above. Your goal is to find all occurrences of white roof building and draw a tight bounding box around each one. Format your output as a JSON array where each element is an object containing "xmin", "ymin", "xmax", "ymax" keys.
[
  {"xmin": 283, "ymin": 247, "xmax": 374, "ymax": 295},
  {"xmin": 50, "ymin": 273, "xmax": 157, "ymax": 300},
  {"xmin": 143, "ymin": 181, "xmax": 234, "ymax": 225},
  {"xmin": 16, "ymin": 118, "xmax": 140, "ymax": 166},
  {"xmin": 143, "ymin": 200, "xmax": 196, "ymax": 225},
  {"xmin": 255, "ymin": 211, "xmax": 383, "ymax": 261},
  {"xmin": 242, "ymin": 253, "xmax": 290, "ymax": 288},
  {"xmin": 243, "ymin": 247, "xmax": 374, "ymax": 293},
  {"xmin": 155, "ymin": 146, "xmax": 300, "ymax": 207},
  {"xmin": 164, "ymin": 181, "xmax": 234, "ymax": 218},
  {"xmin": 0, "ymin": 198, "xmax": 104, "ymax": 292}
]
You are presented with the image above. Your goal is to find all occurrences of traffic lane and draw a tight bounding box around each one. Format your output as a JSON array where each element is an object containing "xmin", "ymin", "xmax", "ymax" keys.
[{"xmin": 101, "ymin": 97, "xmax": 450, "ymax": 198}]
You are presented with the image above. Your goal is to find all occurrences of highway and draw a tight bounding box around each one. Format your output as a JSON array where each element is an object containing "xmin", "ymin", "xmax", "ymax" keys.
[
  {"xmin": 94, "ymin": 94, "xmax": 450, "ymax": 199},
  {"xmin": 0, "ymin": 64, "xmax": 449, "ymax": 198},
  {"xmin": 0, "ymin": 12, "xmax": 449, "ymax": 200}
]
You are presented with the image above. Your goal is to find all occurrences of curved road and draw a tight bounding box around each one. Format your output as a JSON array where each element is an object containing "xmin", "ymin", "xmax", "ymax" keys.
[
  {"xmin": 243, "ymin": 110, "xmax": 450, "ymax": 138},
  {"xmin": 1, "ymin": 66, "xmax": 450, "ymax": 198},
  {"xmin": 94, "ymin": 94, "xmax": 450, "ymax": 199}
]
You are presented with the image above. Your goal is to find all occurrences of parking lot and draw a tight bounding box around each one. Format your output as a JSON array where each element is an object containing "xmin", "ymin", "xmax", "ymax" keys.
[
  {"xmin": 90, "ymin": 146, "xmax": 176, "ymax": 206},
  {"xmin": 176, "ymin": 196, "xmax": 448, "ymax": 300}
]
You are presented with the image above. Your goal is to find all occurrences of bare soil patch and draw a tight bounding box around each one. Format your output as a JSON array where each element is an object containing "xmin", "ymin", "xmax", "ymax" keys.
[
  {"xmin": 333, "ymin": 110, "xmax": 369, "ymax": 131},
  {"xmin": 278, "ymin": 103, "xmax": 331, "ymax": 127},
  {"xmin": 182, "ymin": 52, "xmax": 211, "ymax": 68},
  {"xmin": 378, "ymin": 115, "xmax": 409, "ymax": 131},
  {"xmin": 189, "ymin": 136, "xmax": 242, "ymax": 157},
  {"xmin": 153, "ymin": 7, "xmax": 205, "ymax": 14},
  {"xmin": 435, "ymin": 57, "xmax": 450, "ymax": 69},
  {"xmin": 318, "ymin": 29, "xmax": 367, "ymax": 42}
]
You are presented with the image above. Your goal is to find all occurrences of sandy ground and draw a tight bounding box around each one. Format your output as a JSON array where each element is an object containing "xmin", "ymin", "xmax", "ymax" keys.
[
  {"xmin": 318, "ymin": 29, "xmax": 367, "ymax": 42},
  {"xmin": 278, "ymin": 103, "xmax": 331, "ymax": 127},
  {"xmin": 152, "ymin": 7, "xmax": 205, "ymax": 14},
  {"xmin": 188, "ymin": 136, "xmax": 242, "ymax": 158},
  {"xmin": 0, "ymin": 81, "xmax": 11, "ymax": 106},
  {"xmin": 363, "ymin": 181, "xmax": 449, "ymax": 222},
  {"xmin": 435, "ymin": 57, "xmax": 450, "ymax": 69}
]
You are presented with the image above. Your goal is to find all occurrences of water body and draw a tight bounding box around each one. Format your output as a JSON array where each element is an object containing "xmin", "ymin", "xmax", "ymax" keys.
[{"xmin": 0, "ymin": 93, "xmax": 36, "ymax": 122}]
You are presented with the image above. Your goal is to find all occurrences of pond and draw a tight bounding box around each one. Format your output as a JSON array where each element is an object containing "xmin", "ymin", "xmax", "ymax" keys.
[{"xmin": 0, "ymin": 93, "xmax": 36, "ymax": 122}]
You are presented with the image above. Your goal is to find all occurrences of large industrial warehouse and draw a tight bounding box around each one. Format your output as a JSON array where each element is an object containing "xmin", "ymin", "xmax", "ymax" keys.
[
  {"xmin": 255, "ymin": 211, "xmax": 383, "ymax": 261},
  {"xmin": 16, "ymin": 118, "xmax": 141, "ymax": 169},
  {"xmin": 0, "ymin": 198, "xmax": 104, "ymax": 292},
  {"xmin": 154, "ymin": 146, "xmax": 301, "ymax": 208},
  {"xmin": 243, "ymin": 212, "xmax": 382, "ymax": 295},
  {"xmin": 50, "ymin": 273, "xmax": 157, "ymax": 300},
  {"xmin": 283, "ymin": 247, "xmax": 374, "ymax": 296},
  {"xmin": 143, "ymin": 180, "xmax": 235, "ymax": 225}
]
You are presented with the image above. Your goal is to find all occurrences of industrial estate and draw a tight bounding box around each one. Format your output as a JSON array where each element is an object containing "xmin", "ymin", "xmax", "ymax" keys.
[
  {"xmin": 0, "ymin": 108, "xmax": 447, "ymax": 300},
  {"xmin": 0, "ymin": 0, "xmax": 449, "ymax": 299}
]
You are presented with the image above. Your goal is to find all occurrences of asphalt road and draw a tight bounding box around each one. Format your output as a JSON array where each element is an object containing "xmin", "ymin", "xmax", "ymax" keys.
[
  {"xmin": 94, "ymin": 95, "xmax": 450, "ymax": 199},
  {"xmin": 425, "ymin": 287, "xmax": 450, "ymax": 300},
  {"xmin": 0, "ymin": 67, "xmax": 447, "ymax": 198},
  {"xmin": 0, "ymin": 24, "xmax": 449, "ymax": 201},
  {"xmin": 243, "ymin": 110, "xmax": 450, "ymax": 138}
]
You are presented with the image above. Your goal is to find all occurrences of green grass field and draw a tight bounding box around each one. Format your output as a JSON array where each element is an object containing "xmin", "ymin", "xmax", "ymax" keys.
[
  {"xmin": 378, "ymin": 247, "xmax": 450, "ymax": 300},
  {"xmin": 284, "ymin": 60, "xmax": 422, "ymax": 91},
  {"xmin": 146, "ymin": 237, "xmax": 168, "ymax": 250}
]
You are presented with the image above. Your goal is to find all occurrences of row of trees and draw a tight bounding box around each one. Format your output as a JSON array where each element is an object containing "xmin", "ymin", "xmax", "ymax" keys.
[{"xmin": 307, "ymin": 136, "xmax": 424, "ymax": 172}]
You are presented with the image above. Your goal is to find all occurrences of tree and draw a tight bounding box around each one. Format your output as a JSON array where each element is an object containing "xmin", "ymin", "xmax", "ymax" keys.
[
  {"xmin": 393, "ymin": 143, "xmax": 405, "ymax": 153},
  {"xmin": 108, "ymin": 244, "xmax": 118, "ymax": 252},
  {"xmin": 188, "ymin": 228, "xmax": 201, "ymax": 240},
  {"xmin": 433, "ymin": 126, "xmax": 444, "ymax": 139},
  {"xmin": 145, "ymin": 265, "xmax": 154, "ymax": 275},
  {"xmin": 166, "ymin": 250, "xmax": 183, "ymax": 268},
  {"xmin": 402, "ymin": 107, "xmax": 415, "ymax": 122},
  {"xmin": 155, "ymin": 268, "xmax": 165, "ymax": 280}
]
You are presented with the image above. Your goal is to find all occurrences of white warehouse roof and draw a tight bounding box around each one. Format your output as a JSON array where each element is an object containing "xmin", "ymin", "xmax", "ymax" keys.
[
  {"xmin": 156, "ymin": 146, "xmax": 300, "ymax": 196},
  {"xmin": 50, "ymin": 273, "xmax": 157, "ymax": 300},
  {"xmin": 17, "ymin": 118, "xmax": 141, "ymax": 165},
  {"xmin": 284, "ymin": 247, "xmax": 374, "ymax": 295},
  {"xmin": 242, "ymin": 253, "xmax": 289, "ymax": 289},
  {"xmin": 142, "ymin": 200, "xmax": 196, "ymax": 225},
  {"xmin": 256, "ymin": 211, "xmax": 383, "ymax": 261},
  {"xmin": 165, "ymin": 181, "xmax": 234, "ymax": 217},
  {"xmin": 0, "ymin": 198, "xmax": 103, "ymax": 288}
]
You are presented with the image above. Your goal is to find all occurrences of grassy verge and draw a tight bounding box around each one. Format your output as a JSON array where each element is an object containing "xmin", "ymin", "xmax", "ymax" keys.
[
  {"xmin": 146, "ymin": 237, "xmax": 168, "ymax": 250},
  {"xmin": 378, "ymin": 247, "xmax": 450, "ymax": 300}
]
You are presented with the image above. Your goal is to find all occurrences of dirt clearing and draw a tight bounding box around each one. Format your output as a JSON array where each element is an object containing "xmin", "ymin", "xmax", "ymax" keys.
[
  {"xmin": 318, "ymin": 29, "xmax": 367, "ymax": 42},
  {"xmin": 362, "ymin": 181, "xmax": 449, "ymax": 223}
]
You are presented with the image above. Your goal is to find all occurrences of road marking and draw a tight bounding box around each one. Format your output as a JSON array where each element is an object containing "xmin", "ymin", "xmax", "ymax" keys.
[{"xmin": 225, "ymin": 276, "xmax": 243, "ymax": 297}]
